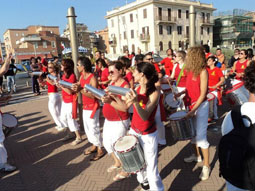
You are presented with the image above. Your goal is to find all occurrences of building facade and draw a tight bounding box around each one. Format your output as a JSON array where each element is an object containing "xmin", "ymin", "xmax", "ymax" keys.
[
  {"xmin": 213, "ymin": 10, "xmax": 253, "ymax": 48},
  {"xmin": 96, "ymin": 27, "xmax": 110, "ymax": 54},
  {"xmin": 0, "ymin": 42, "xmax": 6, "ymax": 62},
  {"xmin": 3, "ymin": 25, "xmax": 69, "ymax": 62},
  {"xmin": 105, "ymin": 0, "xmax": 215, "ymax": 57}
]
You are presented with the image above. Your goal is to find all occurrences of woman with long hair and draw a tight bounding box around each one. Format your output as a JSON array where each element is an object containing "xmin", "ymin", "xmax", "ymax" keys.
[
  {"xmin": 179, "ymin": 46, "xmax": 210, "ymax": 181},
  {"xmin": 72, "ymin": 57, "xmax": 104, "ymax": 160},
  {"xmin": 97, "ymin": 58, "xmax": 110, "ymax": 89},
  {"xmin": 41, "ymin": 62, "xmax": 65, "ymax": 131},
  {"xmin": 58, "ymin": 59, "xmax": 82, "ymax": 146},
  {"xmin": 119, "ymin": 56, "xmax": 134, "ymax": 89},
  {"xmin": 125, "ymin": 62, "xmax": 164, "ymax": 191},
  {"xmin": 101, "ymin": 61, "xmax": 130, "ymax": 181}
]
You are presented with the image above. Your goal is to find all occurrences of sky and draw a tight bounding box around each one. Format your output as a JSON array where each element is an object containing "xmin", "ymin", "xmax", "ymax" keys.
[{"xmin": 0, "ymin": 0, "xmax": 254, "ymax": 41}]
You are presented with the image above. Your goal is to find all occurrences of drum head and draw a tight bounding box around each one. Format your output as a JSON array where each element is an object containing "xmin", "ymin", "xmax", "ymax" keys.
[
  {"xmin": 207, "ymin": 93, "xmax": 215, "ymax": 101},
  {"xmin": 114, "ymin": 135, "xmax": 137, "ymax": 152},
  {"xmin": 169, "ymin": 111, "xmax": 187, "ymax": 120},
  {"xmin": 2, "ymin": 113, "xmax": 18, "ymax": 128},
  {"xmin": 161, "ymin": 84, "xmax": 171, "ymax": 91},
  {"xmin": 165, "ymin": 93, "xmax": 179, "ymax": 108}
]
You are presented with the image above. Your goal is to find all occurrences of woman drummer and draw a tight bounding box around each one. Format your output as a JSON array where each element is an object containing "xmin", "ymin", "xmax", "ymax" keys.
[
  {"xmin": 101, "ymin": 61, "xmax": 130, "ymax": 181},
  {"xmin": 206, "ymin": 56, "xmax": 225, "ymax": 121},
  {"xmin": 72, "ymin": 57, "xmax": 105, "ymax": 161},
  {"xmin": 177, "ymin": 46, "xmax": 210, "ymax": 181},
  {"xmin": 125, "ymin": 62, "xmax": 164, "ymax": 191}
]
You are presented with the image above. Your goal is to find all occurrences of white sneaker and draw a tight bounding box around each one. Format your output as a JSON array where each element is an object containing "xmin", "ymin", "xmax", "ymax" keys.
[
  {"xmin": 55, "ymin": 126, "xmax": 65, "ymax": 132},
  {"xmin": 199, "ymin": 165, "xmax": 210, "ymax": 181},
  {"xmin": 184, "ymin": 154, "xmax": 202, "ymax": 163},
  {"xmin": 0, "ymin": 163, "xmax": 16, "ymax": 172}
]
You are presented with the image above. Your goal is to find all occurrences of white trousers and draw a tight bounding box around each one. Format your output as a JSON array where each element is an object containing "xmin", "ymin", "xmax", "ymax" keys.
[
  {"xmin": 129, "ymin": 129, "xmax": 164, "ymax": 191},
  {"xmin": 0, "ymin": 115, "xmax": 7, "ymax": 165},
  {"xmin": 60, "ymin": 101, "xmax": 79, "ymax": 132},
  {"xmin": 103, "ymin": 119, "xmax": 129, "ymax": 154},
  {"xmin": 83, "ymin": 109, "xmax": 102, "ymax": 147},
  {"xmin": 155, "ymin": 105, "xmax": 166, "ymax": 145},
  {"xmin": 48, "ymin": 93, "xmax": 65, "ymax": 128},
  {"xmin": 191, "ymin": 101, "xmax": 210, "ymax": 149},
  {"xmin": 210, "ymin": 90, "xmax": 219, "ymax": 119}
]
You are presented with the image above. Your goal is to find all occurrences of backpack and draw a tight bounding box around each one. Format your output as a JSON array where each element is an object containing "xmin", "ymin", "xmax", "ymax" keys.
[{"xmin": 218, "ymin": 105, "xmax": 255, "ymax": 190}]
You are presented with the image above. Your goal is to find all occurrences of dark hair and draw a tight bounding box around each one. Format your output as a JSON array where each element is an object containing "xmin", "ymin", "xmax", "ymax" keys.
[
  {"xmin": 109, "ymin": 60, "xmax": 124, "ymax": 70},
  {"xmin": 166, "ymin": 48, "xmax": 173, "ymax": 54},
  {"xmin": 11, "ymin": 58, "xmax": 15, "ymax": 64},
  {"xmin": 36, "ymin": 56, "xmax": 41, "ymax": 61},
  {"xmin": 247, "ymin": 48, "xmax": 254, "ymax": 59},
  {"xmin": 145, "ymin": 52, "xmax": 153, "ymax": 57},
  {"xmin": 136, "ymin": 62, "xmax": 158, "ymax": 96},
  {"xmin": 96, "ymin": 58, "xmax": 107, "ymax": 68},
  {"xmin": 207, "ymin": 55, "xmax": 217, "ymax": 62},
  {"xmin": 131, "ymin": 52, "xmax": 135, "ymax": 56},
  {"xmin": 30, "ymin": 57, "xmax": 35, "ymax": 63},
  {"xmin": 243, "ymin": 61, "xmax": 255, "ymax": 94},
  {"xmin": 119, "ymin": 56, "xmax": 131, "ymax": 69},
  {"xmin": 135, "ymin": 54, "xmax": 145, "ymax": 63},
  {"xmin": 216, "ymin": 48, "xmax": 222, "ymax": 51},
  {"xmin": 61, "ymin": 59, "xmax": 74, "ymax": 79},
  {"xmin": 78, "ymin": 57, "xmax": 92, "ymax": 73},
  {"xmin": 203, "ymin": 44, "xmax": 210, "ymax": 53},
  {"xmin": 240, "ymin": 49, "xmax": 248, "ymax": 58},
  {"xmin": 95, "ymin": 50, "xmax": 101, "ymax": 55}
]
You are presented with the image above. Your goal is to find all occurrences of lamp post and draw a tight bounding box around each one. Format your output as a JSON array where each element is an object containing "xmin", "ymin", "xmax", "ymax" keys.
[{"xmin": 189, "ymin": 5, "xmax": 196, "ymax": 47}]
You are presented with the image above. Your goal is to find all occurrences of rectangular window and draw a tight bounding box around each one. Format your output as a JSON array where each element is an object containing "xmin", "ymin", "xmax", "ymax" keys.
[
  {"xmin": 178, "ymin": 9, "xmax": 182, "ymax": 18},
  {"xmin": 111, "ymin": 20, "xmax": 114, "ymax": 27},
  {"xmin": 34, "ymin": 42, "xmax": 38, "ymax": 49},
  {"xmin": 124, "ymin": 32, "xmax": 127, "ymax": 39},
  {"xmin": 177, "ymin": 26, "xmax": 182, "ymax": 35},
  {"xmin": 143, "ymin": 9, "xmax": 147, "ymax": 19},
  {"xmin": 122, "ymin": 16, "xmax": 126, "ymax": 25},
  {"xmin": 130, "ymin": 14, "xmax": 133, "ymax": 23},
  {"xmin": 132, "ymin": 44, "xmax": 135, "ymax": 53},
  {"xmin": 201, "ymin": 27, "xmax": 203, "ymax": 35},
  {"xmin": 159, "ymin": 25, "xmax": 163, "ymax": 35},
  {"xmin": 206, "ymin": 13, "xmax": 210, "ymax": 22},
  {"xmin": 131, "ymin": 30, "xmax": 134, "ymax": 38},
  {"xmin": 43, "ymin": 41, "xmax": 47, "ymax": 48},
  {"xmin": 168, "ymin": 9, "xmax": 171, "ymax": 21},
  {"xmin": 51, "ymin": 41, "xmax": 56, "ymax": 48},
  {"xmin": 207, "ymin": 27, "xmax": 210, "ymax": 35},
  {"xmin": 158, "ymin": 7, "xmax": 162, "ymax": 20},
  {"xmin": 167, "ymin": 26, "xmax": 172, "ymax": 35},
  {"xmin": 186, "ymin": 10, "xmax": 189, "ymax": 19},
  {"xmin": 186, "ymin": 26, "xmax": 189, "ymax": 36},
  {"xmin": 201, "ymin": 40, "xmax": 203, "ymax": 45},
  {"xmin": 201, "ymin": 12, "xmax": 205, "ymax": 22},
  {"xmin": 179, "ymin": 41, "xmax": 182, "ymax": 48}
]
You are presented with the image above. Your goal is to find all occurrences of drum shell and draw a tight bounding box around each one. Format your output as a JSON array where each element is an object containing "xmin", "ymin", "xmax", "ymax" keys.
[
  {"xmin": 163, "ymin": 93, "xmax": 180, "ymax": 114},
  {"xmin": 207, "ymin": 93, "xmax": 215, "ymax": 119},
  {"xmin": 169, "ymin": 116, "xmax": 195, "ymax": 141},
  {"xmin": 225, "ymin": 84, "xmax": 249, "ymax": 106},
  {"xmin": 114, "ymin": 136, "xmax": 146, "ymax": 174},
  {"xmin": 2, "ymin": 113, "xmax": 18, "ymax": 137}
]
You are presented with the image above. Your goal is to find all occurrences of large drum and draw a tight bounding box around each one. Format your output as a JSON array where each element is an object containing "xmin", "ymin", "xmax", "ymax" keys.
[
  {"xmin": 169, "ymin": 111, "xmax": 195, "ymax": 141},
  {"xmin": 164, "ymin": 93, "xmax": 180, "ymax": 114},
  {"xmin": 161, "ymin": 83, "xmax": 171, "ymax": 92},
  {"xmin": 207, "ymin": 93, "xmax": 215, "ymax": 119},
  {"xmin": 114, "ymin": 135, "xmax": 145, "ymax": 174},
  {"xmin": 224, "ymin": 79, "xmax": 249, "ymax": 105},
  {"xmin": 2, "ymin": 113, "xmax": 18, "ymax": 137}
]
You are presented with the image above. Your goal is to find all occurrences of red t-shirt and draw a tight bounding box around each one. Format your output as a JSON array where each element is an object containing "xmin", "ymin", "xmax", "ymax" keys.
[
  {"xmin": 205, "ymin": 52, "xmax": 213, "ymax": 59},
  {"xmin": 207, "ymin": 67, "xmax": 223, "ymax": 91},
  {"xmin": 161, "ymin": 57, "xmax": 173, "ymax": 76},
  {"xmin": 235, "ymin": 59, "xmax": 248, "ymax": 80},
  {"xmin": 153, "ymin": 63, "xmax": 161, "ymax": 73},
  {"xmin": 102, "ymin": 80, "xmax": 129, "ymax": 121},
  {"xmin": 131, "ymin": 86, "xmax": 157, "ymax": 135},
  {"xmin": 47, "ymin": 81, "xmax": 58, "ymax": 93},
  {"xmin": 174, "ymin": 63, "xmax": 187, "ymax": 88},
  {"xmin": 62, "ymin": 73, "xmax": 76, "ymax": 103},
  {"xmin": 100, "ymin": 68, "xmax": 109, "ymax": 89},
  {"xmin": 124, "ymin": 71, "xmax": 133, "ymax": 83},
  {"xmin": 185, "ymin": 72, "xmax": 208, "ymax": 109},
  {"xmin": 80, "ymin": 73, "xmax": 98, "ymax": 110},
  {"xmin": 41, "ymin": 58, "xmax": 48, "ymax": 73}
]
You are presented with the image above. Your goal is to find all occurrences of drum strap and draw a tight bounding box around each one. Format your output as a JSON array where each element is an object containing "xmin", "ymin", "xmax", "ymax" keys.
[{"xmin": 176, "ymin": 64, "xmax": 186, "ymax": 87}]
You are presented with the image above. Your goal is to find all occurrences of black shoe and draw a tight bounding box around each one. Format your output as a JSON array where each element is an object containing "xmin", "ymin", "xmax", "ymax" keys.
[{"xmin": 141, "ymin": 181, "xmax": 150, "ymax": 190}]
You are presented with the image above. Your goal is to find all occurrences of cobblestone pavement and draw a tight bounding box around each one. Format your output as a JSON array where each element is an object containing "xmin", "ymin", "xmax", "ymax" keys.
[{"xmin": 0, "ymin": 96, "xmax": 229, "ymax": 191}]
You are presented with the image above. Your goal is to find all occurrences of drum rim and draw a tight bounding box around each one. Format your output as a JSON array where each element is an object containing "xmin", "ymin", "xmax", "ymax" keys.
[
  {"xmin": 224, "ymin": 82, "xmax": 244, "ymax": 94},
  {"xmin": 2, "ymin": 113, "xmax": 18, "ymax": 128},
  {"xmin": 169, "ymin": 111, "xmax": 187, "ymax": 120},
  {"xmin": 113, "ymin": 135, "xmax": 139, "ymax": 153},
  {"xmin": 207, "ymin": 92, "xmax": 215, "ymax": 101}
]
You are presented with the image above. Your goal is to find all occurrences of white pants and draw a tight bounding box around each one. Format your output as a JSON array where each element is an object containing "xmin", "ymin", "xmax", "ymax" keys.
[
  {"xmin": 0, "ymin": 115, "xmax": 7, "ymax": 165},
  {"xmin": 103, "ymin": 119, "xmax": 129, "ymax": 154},
  {"xmin": 129, "ymin": 129, "xmax": 164, "ymax": 191},
  {"xmin": 210, "ymin": 90, "xmax": 218, "ymax": 119},
  {"xmin": 83, "ymin": 109, "xmax": 102, "ymax": 147},
  {"xmin": 60, "ymin": 101, "xmax": 79, "ymax": 132},
  {"xmin": 191, "ymin": 101, "xmax": 210, "ymax": 149},
  {"xmin": 48, "ymin": 93, "xmax": 65, "ymax": 128},
  {"xmin": 155, "ymin": 105, "xmax": 166, "ymax": 145}
]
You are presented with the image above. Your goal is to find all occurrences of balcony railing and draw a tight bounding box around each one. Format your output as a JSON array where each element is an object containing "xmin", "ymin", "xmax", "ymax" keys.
[
  {"xmin": 200, "ymin": 18, "xmax": 214, "ymax": 26},
  {"xmin": 155, "ymin": 16, "xmax": 177, "ymax": 24},
  {"xmin": 140, "ymin": 34, "xmax": 150, "ymax": 42},
  {"xmin": 16, "ymin": 36, "xmax": 41, "ymax": 44}
]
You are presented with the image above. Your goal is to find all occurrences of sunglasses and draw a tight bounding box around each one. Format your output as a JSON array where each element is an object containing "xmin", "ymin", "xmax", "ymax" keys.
[
  {"xmin": 109, "ymin": 71, "xmax": 114, "ymax": 75},
  {"xmin": 147, "ymin": 58, "xmax": 153, "ymax": 61}
]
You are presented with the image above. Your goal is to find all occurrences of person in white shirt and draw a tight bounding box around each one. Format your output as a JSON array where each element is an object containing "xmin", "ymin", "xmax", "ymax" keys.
[{"xmin": 221, "ymin": 61, "xmax": 255, "ymax": 191}]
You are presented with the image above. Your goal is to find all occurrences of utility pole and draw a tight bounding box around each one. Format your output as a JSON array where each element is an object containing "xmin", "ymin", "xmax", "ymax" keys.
[
  {"xmin": 67, "ymin": 7, "xmax": 83, "ymax": 130},
  {"xmin": 189, "ymin": 5, "xmax": 196, "ymax": 47}
]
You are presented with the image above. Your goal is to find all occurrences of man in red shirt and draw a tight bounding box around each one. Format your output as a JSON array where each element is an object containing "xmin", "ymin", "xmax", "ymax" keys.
[
  {"xmin": 41, "ymin": 54, "xmax": 48, "ymax": 73},
  {"xmin": 160, "ymin": 48, "xmax": 174, "ymax": 76}
]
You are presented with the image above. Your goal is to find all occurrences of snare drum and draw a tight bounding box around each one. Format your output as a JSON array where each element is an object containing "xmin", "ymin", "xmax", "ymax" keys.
[
  {"xmin": 224, "ymin": 80, "xmax": 249, "ymax": 105},
  {"xmin": 114, "ymin": 135, "xmax": 146, "ymax": 174},
  {"xmin": 2, "ymin": 113, "xmax": 18, "ymax": 137},
  {"xmin": 161, "ymin": 84, "xmax": 171, "ymax": 92},
  {"xmin": 207, "ymin": 93, "xmax": 215, "ymax": 119},
  {"xmin": 169, "ymin": 111, "xmax": 195, "ymax": 141},
  {"xmin": 164, "ymin": 93, "xmax": 180, "ymax": 113}
]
